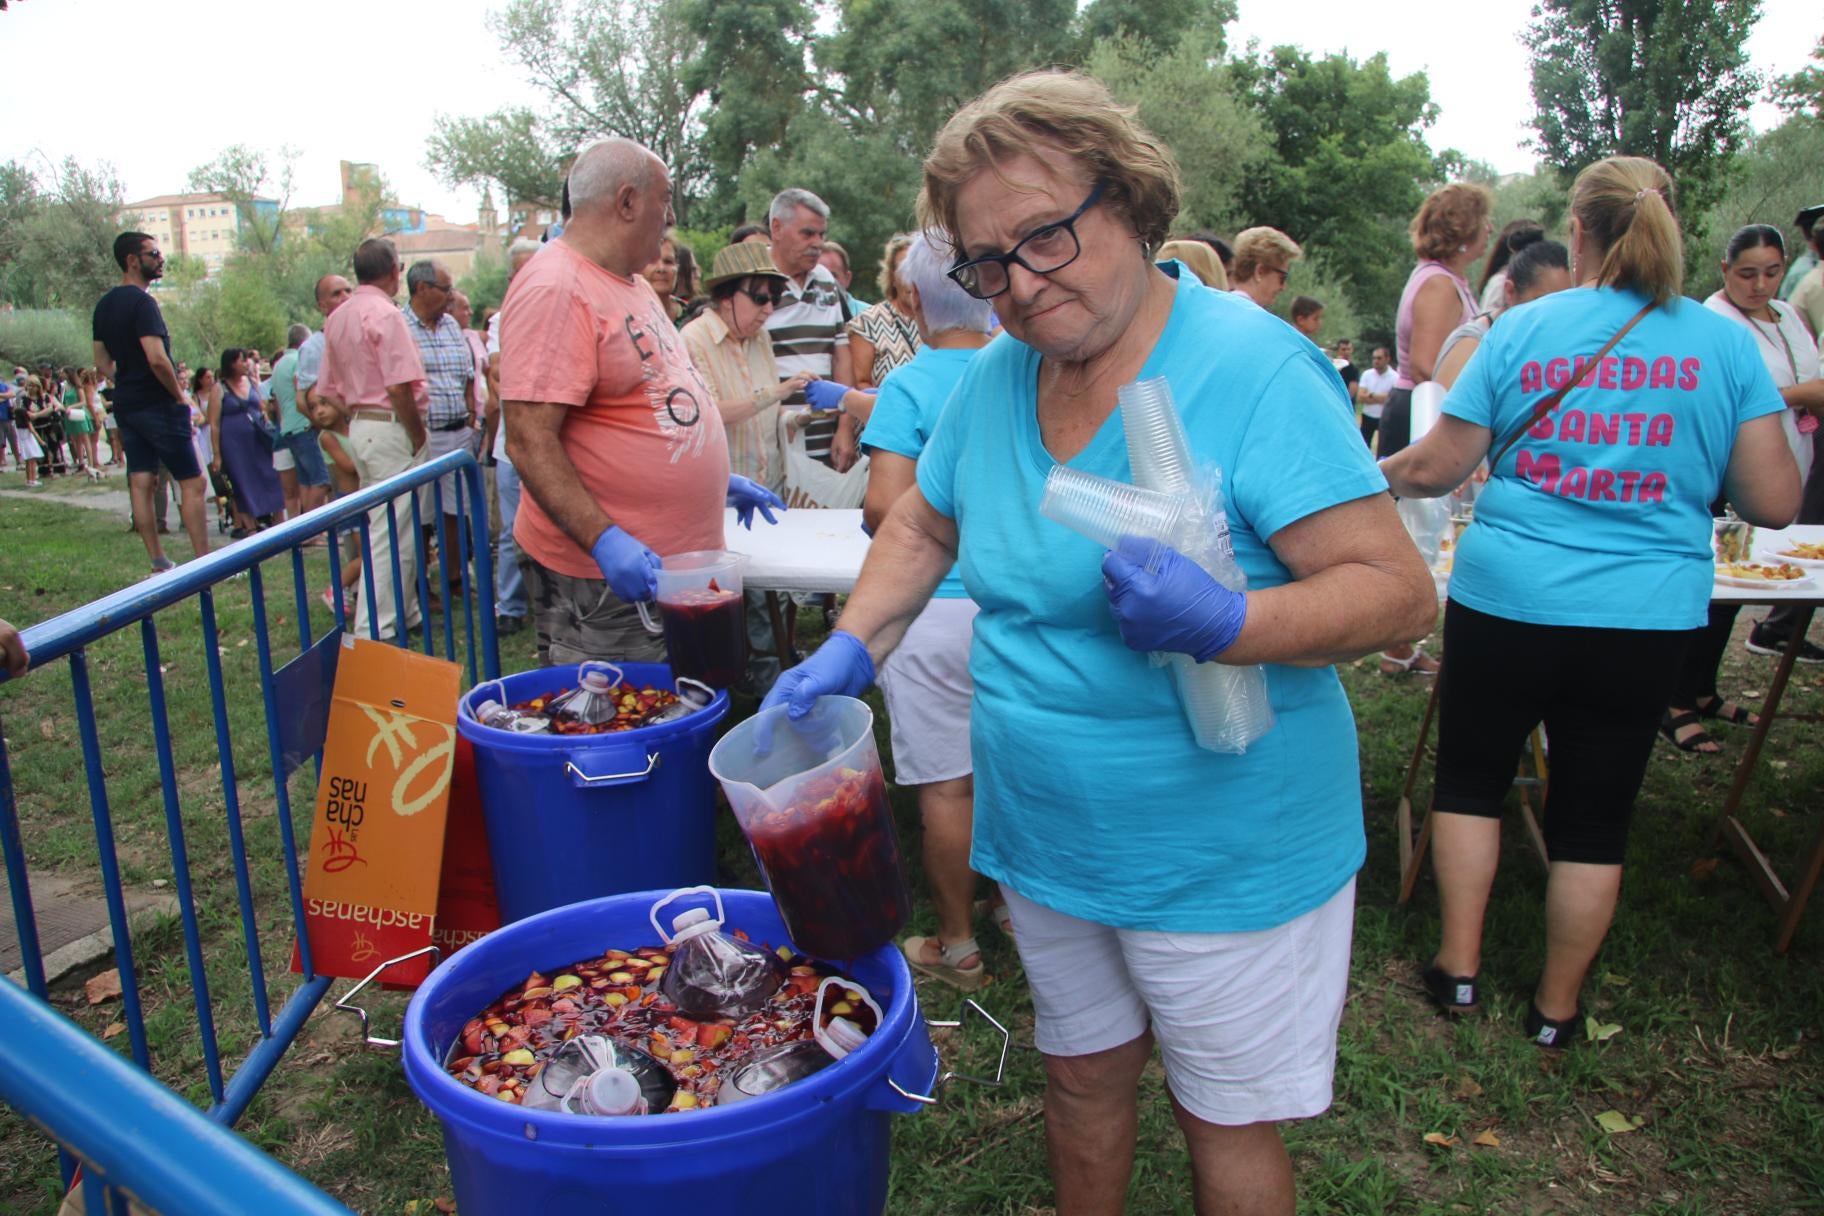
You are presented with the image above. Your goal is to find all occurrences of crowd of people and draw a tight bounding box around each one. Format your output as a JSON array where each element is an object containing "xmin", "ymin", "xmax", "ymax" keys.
[{"xmin": 4, "ymin": 65, "xmax": 1821, "ymax": 1216}]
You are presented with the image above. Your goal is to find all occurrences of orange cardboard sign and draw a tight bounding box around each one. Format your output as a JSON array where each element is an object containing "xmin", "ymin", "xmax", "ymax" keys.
[
  {"xmin": 292, "ymin": 636, "xmax": 461, "ymax": 985},
  {"xmin": 430, "ymin": 734, "xmax": 501, "ymax": 959}
]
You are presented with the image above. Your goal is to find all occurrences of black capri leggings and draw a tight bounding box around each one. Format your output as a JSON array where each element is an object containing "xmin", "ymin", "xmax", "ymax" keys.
[{"xmin": 1433, "ymin": 600, "xmax": 1690, "ymax": 865}]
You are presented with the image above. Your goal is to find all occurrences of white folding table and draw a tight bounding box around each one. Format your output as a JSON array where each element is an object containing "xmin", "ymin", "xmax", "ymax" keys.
[{"xmin": 722, "ymin": 507, "xmax": 871, "ymax": 663}]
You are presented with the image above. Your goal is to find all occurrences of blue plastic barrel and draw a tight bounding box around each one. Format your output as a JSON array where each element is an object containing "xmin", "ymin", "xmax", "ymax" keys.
[
  {"xmin": 403, "ymin": 888, "xmax": 940, "ymax": 1216},
  {"xmin": 456, "ymin": 663, "xmax": 729, "ymax": 924}
]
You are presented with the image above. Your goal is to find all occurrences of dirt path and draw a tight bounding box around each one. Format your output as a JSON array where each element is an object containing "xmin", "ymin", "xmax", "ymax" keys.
[{"xmin": 0, "ymin": 485, "xmax": 134, "ymax": 514}]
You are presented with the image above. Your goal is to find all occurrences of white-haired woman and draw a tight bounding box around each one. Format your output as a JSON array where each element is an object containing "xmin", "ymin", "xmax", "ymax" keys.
[{"xmin": 859, "ymin": 232, "xmax": 996, "ymax": 989}]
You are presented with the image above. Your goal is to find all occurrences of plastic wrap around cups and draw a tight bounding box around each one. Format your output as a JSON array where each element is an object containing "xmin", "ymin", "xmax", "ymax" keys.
[
  {"xmin": 708, "ymin": 696, "xmax": 911, "ymax": 961},
  {"xmin": 636, "ymin": 550, "xmax": 749, "ymax": 690},
  {"xmin": 1397, "ymin": 494, "xmax": 1452, "ymax": 569}
]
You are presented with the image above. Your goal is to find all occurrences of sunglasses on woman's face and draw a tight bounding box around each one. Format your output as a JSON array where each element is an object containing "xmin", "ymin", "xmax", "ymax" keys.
[{"xmin": 743, "ymin": 288, "xmax": 783, "ymax": 307}]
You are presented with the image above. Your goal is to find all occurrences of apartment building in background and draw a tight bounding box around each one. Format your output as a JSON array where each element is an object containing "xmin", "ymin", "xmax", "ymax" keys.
[
  {"xmin": 120, "ymin": 161, "xmax": 519, "ymax": 283},
  {"xmin": 118, "ymin": 192, "xmax": 279, "ymax": 273}
]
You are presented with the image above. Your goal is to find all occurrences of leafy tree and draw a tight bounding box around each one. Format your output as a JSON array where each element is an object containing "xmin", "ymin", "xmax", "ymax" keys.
[
  {"xmin": 678, "ymin": 0, "xmax": 817, "ymax": 222},
  {"xmin": 1523, "ymin": 0, "xmax": 1762, "ymax": 223},
  {"xmin": 1775, "ymin": 35, "xmax": 1824, "ymax": 118},
  {"xmin": 459, "ymin": 246, "xmax": 512, "ymax": 317},
  {"xmin": 429, "ymin": 0, "xmax": 710, "ymax": 221},
  {"xmin": 1691, "ymin": 113, "xmax": 1824, "ymax": 300},
  {"xmin": 186, "ymin": 143, "xmax": 292, "ymax": 255},
  {"xmin": 1077, "ymin": 0, "xmax": 1229, "ymax": 56},
  {"xmin": 815, "ymin": 0, "xmax": 1077, "ymax": 154},
  {"xmin": 1231, "ymin": 46, "xmax": 1439, "ymax": 327},
  {"xmin": 12, "ymin": 158, "xmax": 125, "ymax": 311},
  {"xmin": 0, "ymin": 161, "xmax": 45, "ymax": 305},
  {"xmin": 426, "ymin": 109, "xmax": 567, "ymax": 219},
  {"xmin": 1087, "ymin": 20, "xmax": 1269, "ymax": 235},
  {"xmin": 731, "ymin": 109, "xmax": 925, "ymax": 266}
]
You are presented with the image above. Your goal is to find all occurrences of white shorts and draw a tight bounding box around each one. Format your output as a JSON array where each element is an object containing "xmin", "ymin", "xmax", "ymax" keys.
[
  {"xmin": 878, "ymin": 597, "xmax": 976, "ymax": 784},
  {"xmin": 271, "ymin": 445, "xmax": 296, "ymax": 471},
  {"xmin": 1001, "ymin": 877, "xmax": 1356, "ymax": 1126}
]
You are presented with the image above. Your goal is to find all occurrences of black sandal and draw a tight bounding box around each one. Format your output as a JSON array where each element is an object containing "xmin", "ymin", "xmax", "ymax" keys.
[
  {"xmin": 1694, "ymin": 696, "xmax": 1756, "ymax": 727},
  {"xmin": 1421, "ymin": 964, "xmax": 1480, "ymax": 1015},
  {"xmin": 1658, "ymin": 710, "xmax": 1718, "ymax": 753},
  {"xmin": 1523, "ymin": 1000, "xmax": 1581, "ymax": 1050}
]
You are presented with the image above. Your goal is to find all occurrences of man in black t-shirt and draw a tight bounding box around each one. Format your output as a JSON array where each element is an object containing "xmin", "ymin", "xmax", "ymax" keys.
[{"xmin": 92, "ymin": 231, "xmax": 210, "ymax": 572}]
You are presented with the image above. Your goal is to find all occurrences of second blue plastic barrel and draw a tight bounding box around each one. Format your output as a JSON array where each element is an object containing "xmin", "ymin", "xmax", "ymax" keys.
[
  {"xmin": 455, "ymin": 663, "xmax": 729, "ymax": 923},
  {"xmin": 403, "ymin": 888, "xmax": 940, "ymax": 1215}
]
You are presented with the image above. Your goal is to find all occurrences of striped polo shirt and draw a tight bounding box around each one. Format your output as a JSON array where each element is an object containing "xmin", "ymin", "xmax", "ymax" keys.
[{"xmin": 766, "ymin": 264, "xmax": 850, "ymax": 464}]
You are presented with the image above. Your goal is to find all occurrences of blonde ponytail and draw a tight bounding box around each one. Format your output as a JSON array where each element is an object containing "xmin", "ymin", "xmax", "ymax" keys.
[{"xmin": 1571, "ymin": 156, "xmax": 1683, "ymax": 308}]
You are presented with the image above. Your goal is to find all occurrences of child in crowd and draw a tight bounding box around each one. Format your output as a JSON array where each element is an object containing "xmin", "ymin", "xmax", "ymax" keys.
[{"xmin": 11, "ymin": 381, "xmax": 44, "ymax": 486}]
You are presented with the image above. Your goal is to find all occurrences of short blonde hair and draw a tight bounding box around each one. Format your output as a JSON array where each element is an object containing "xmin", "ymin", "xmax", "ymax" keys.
[
  {"xmin": 1156, "ymin": 239, "xmax": 1228, "ymax": 290},
  {"xmin": 1409, "ymin": 182, "xmax": 1493, "ymax": 261},
  {"xmin": 919, "ymin": 69, "xmax": 1182, "ymax": 255},
  {"xmin": 877, "ymin": 233, "xmax": 914, "ymax": 302},
  {"xmin": 1230, "ymin": 227, "xmax": 1301, "ymax": 283},
  {"xmin": 1571, "ymin": 156, "xmax": 1682, "ymax": 307}
]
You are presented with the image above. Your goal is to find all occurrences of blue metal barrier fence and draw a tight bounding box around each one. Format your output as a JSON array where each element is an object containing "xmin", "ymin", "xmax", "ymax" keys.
[{"xmin": 0, "ymin": 450, "xmax": 501, "ymax": 1214}]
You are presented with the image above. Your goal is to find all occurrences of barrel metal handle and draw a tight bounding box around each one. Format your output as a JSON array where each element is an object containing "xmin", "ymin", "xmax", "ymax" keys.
[
  {"xmin": 333, "ymin": 945, "xmax": 442, "ymax": 1051},
  {"xmin": 565, "ymin": 752, "xmax": 660, "ymax": 785},
  {"xmin": 888, "ymin": 998, "xmax": 1009, "ymax": 1106}
]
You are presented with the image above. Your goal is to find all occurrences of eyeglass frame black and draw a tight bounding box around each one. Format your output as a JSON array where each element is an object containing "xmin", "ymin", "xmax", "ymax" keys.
[
  {"xmin": 741, "ymin": 287, "xmax": 785, "ymax": 307},
  {"xmin": 946, "ymin": 182, "xmax": 1106, "ymax": 300}
]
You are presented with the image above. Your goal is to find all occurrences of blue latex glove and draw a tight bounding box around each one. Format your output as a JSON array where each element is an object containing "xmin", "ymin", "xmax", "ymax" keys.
[
  {"xmin": 590, "ymin": 525, "xmax": 660, "ymax": 603},
  {"xmin": 1101, "ymin": 535, "xmax": 1247, "ymax": 662},
  {"xmin": 727, "ymin": 474, "xmax": 786, "ymax": 529},
  {"xmin": 760, "ymin": 630, "xmax": 876, "ymax": 719},
  {"xmin": 803, "ymin": 379, "xmax": 852, "ymax": 413}
]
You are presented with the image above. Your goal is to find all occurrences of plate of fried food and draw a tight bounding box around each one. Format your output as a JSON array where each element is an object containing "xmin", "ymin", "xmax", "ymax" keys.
[
  {"xmin": 1715, "ymin": 561, "xmax": 1816, "ymax": 590},
  {"xmin": 1762, "ymin": 539, "xmax": 1824, "ymax": 568}
]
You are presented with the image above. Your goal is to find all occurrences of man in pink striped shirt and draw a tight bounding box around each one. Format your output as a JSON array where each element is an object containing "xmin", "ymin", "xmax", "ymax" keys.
[{"xmin": 318, "ymin": 237, "xmax": 427, "ymax": 641}]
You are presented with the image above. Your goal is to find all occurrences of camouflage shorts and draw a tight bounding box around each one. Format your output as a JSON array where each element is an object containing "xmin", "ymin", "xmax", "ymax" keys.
[{"xmin": 521, "ymin": 555, "xmax": 665, "ymax": 669}]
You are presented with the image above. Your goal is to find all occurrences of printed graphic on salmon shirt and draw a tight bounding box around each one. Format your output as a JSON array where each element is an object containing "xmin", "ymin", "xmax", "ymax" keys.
[{"xmin": 623, "ymin": 299, "xmax": 716, "ymax": 465}]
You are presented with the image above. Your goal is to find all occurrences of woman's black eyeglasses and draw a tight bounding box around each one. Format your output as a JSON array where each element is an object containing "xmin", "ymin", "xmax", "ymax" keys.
[
  {"xmin": 947, "ymin": 183, "xmax": 1105, "ymax": 301},
  {"xmin": 743, "ymin": 288, "xmax": 784, "ymax": 307}
]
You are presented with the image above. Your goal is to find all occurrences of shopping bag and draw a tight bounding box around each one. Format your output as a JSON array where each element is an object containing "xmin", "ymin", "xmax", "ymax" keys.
[
  {"xmin": 291, "ymin": 636, "xmax": 461, "ymax": 985},
  {"xmin": 780, "ymin": 412, "xmax": 870, "ymax": 509}
]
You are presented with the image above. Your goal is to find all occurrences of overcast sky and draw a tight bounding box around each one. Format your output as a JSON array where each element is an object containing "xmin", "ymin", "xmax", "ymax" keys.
[{"xmin": 0, "ymin": 0, "xmax": 1813, "ymax": 224}]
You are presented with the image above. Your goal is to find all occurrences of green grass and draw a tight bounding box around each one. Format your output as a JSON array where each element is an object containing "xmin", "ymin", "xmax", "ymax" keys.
[{"xmin": 1, "ymin": 481, "xmax": 1821, "ymax": 1215}]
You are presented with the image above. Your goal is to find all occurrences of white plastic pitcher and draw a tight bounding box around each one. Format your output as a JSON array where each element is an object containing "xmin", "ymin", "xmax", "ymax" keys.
[
  {"xmin": 707, "ymin": 696, "xmax": 911, "ymax": 959},
  {"xmin": 636, "ymin": 550, "xmax": 749, "ymax": 688},
  {"xmin": 634, "ymin": 550, "xmax": 747, "ymax": 632}
]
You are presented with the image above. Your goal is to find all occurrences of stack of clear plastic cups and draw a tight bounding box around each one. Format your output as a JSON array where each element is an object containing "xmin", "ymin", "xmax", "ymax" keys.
[
  {"xmin": 1119, "ymin": 377, "xmax": 1196, "ymax": 496},
  {"xmin": 1114, "ymin": 376, "xmax": 1275, "ymax": 754},
  {"xmin": 1039, "ymin": 465, "xmax": 1188, "ymax": 558}
]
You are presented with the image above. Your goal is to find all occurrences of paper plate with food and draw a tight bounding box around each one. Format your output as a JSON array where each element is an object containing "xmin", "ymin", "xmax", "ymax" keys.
[
  {"xmin": 1761, "ymin": 539, "xmax": 1824, "ymax": 568},
  {"xmin": 1714, "ymin": 561, "xmax": 1816, "ymax": 590}
]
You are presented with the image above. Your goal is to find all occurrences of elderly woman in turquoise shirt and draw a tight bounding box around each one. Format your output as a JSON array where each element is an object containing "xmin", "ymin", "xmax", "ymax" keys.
[{"xmin": 764, "ymin": 71, "xmax": 1436, "ymax": 1213}]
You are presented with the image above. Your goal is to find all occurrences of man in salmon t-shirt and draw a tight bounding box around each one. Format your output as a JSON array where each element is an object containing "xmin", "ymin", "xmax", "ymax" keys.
[{"xmin": 501, "ymin": 137, "xmax": 784, "ymax": 666}]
